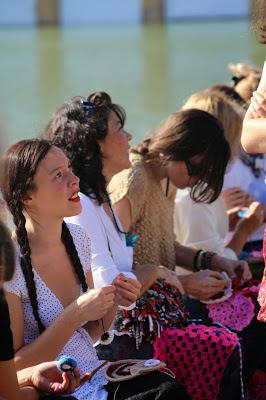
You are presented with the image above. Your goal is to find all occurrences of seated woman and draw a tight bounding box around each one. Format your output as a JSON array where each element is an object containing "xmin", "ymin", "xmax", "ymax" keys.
[
  {"xmin": 0, "ymin": 220, "xmax": 81, "ymax": 399},
  {"xmin": 208, "ymin": 81, "xmax": 266, "ymax": 255},
  {"xmin": 109, "ymin": 105, "xmax": 250, "ymax": 291},
  {"xmin": 44, "ymin": 93, "xmax": 183, "ymax": 296},
  {"xmin": 1, "ymin": 139, "xmax": 187, "ymax": 400},
  {"xmin": 174, "ymin": 91, "xmax": 264, "ymax": 260}
]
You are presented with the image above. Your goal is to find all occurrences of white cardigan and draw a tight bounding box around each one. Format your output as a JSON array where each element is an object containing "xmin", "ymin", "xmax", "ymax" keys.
[
  {"xmin": 174, "ymin": 188, "xmax": 237, "ymax": 260},
  {"xmin": 65, "ymin": 192, "xmax": 136, "ymax": 288}
]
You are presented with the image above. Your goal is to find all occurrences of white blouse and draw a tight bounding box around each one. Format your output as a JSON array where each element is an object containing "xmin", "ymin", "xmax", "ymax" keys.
[
  {"xmin": 174, "ymin": 188, "xmax": 237, "ymax": 260},
  {"xmin": 4, "ymin": 223, "xmax": 108, "ymax": 400},
  {"xmin": 65, "ymin": 192, "xmax": 136, "ymax": 288}
]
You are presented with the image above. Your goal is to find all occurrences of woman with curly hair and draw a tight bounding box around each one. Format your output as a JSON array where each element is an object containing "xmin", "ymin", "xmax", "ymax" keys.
[{"xmin": 44, "ymin": 93, "xmax": 183, "ymax": 299}]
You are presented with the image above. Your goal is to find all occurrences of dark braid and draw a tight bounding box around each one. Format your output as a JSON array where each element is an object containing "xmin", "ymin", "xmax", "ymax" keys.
[
  {"xmin": 14, "ymin": 205, "xmax": 45, "ymax": 333},
  {"xmin": 61, "ymin": 222, "xmax": 88, "ymax": 293}
]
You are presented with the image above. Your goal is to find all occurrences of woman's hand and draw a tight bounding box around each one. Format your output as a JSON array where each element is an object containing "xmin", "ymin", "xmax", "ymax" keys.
[
  {"xmin": 237, "ymin": 201, "xmax": 264, "ymax": 235},
  {"xmin": 157, "ymin": 266, "xmax": 185, "ymax": 294},
  {"xmin": 221, "ymin": 187, "xmax": 252, "ymax": 210},
  {"xmin": 250, "ymin": 91, "xmax": 266, "ymax": 118},
  {"xmin": 75, "ymin": 286, "xmax": 115, "ymax": 323},
  {"xmin": 179, "ymin": 270, "xmax": 229, "ymax": 301},
  {"xmin": 227, "ymin": 206, "xmax": 241, "ymax": 231},
  {"xmin": 211, "ymin": 255, "xmax": 252, "ymax": 283},
  {"xmin": 112, "ymin": 274, "xmax": 141, "ymax": 307},
  {"xmin": 29, "ymin": 361, "xmax": 80, "ymax": 394}
]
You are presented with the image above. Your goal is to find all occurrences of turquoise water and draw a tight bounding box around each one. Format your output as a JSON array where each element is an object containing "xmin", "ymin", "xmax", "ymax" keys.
[{"xmin": 0, "ymin": 19, "xmax": 265, "ymax": 148}]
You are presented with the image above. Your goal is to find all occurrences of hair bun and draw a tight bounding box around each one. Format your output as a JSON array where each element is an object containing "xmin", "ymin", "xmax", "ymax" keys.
[
  {"xmin": 228, "ymin": 63, "xmax": 261, "ymax": 79},
  {"xmin": 87, "ymin": 92, "xmax": 112, "ymax": 107}
]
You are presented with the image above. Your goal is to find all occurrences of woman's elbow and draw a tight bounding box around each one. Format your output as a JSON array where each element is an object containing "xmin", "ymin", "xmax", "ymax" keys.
[{"xmin": 241, "ymin": 136, "xmax": 260, "ymax": 153}]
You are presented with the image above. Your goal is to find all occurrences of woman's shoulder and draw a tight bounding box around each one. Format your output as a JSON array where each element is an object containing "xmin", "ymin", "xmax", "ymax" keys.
[{"xmin": 109, "ymin": 153, "xmax": 149, "ymax": 203}]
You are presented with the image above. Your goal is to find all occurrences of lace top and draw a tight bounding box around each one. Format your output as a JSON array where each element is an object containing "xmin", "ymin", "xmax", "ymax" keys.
[{"xmin": 4, "ymin": 223, "xmax": 107, "ymax": 400}]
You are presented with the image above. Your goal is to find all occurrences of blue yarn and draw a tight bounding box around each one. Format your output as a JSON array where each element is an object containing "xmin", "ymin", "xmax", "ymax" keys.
[{"xmin": 57, "ymin": 355, "xmax": 78, "ymax": 372}]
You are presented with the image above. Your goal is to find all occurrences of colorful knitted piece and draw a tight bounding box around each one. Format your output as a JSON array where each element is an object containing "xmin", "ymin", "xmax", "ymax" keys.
[
  {"xmin": 154, "ymin": 325, "xmax": 238, "ymax": 400},
  {"xmin": 114, "ymin": 279, "xmax": 188, "ymax": 348}
]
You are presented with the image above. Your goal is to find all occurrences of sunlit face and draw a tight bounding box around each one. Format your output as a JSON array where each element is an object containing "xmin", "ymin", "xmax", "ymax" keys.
[
  {"xmin": 24, "ymin": 146, "xmax": 81, "ymax": 220},
  {"xmin": 99, "ymin": 110, "xmax": 132, "ymax": 177},
  {"xmin": 166, "ymin": 157, "xmax": 200, "ymax": 189}
]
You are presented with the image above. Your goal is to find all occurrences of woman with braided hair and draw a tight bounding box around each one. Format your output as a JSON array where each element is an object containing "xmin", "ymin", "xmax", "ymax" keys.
[{"xmin": 2, "ymin": 139, "xmax": 188, "ymax": 400}]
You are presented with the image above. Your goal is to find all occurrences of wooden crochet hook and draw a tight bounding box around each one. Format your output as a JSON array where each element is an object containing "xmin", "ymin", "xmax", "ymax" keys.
[{"xmin": 80, "ymin": 360, "xmax": 109, "ymax": 384}]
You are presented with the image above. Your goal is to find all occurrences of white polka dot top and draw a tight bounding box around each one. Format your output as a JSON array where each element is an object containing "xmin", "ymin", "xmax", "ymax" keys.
[{"xmin": 5, "ymin": 223, "xmax": 108, "ymax": 400}]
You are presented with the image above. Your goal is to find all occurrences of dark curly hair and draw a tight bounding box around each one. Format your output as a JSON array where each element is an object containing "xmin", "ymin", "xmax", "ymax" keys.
[
  {"xmin": 1, "ymin": 139, "xmax": 88, "ymax": 333},
  {"xmin": 133, "ymin": 109, "xmax": 231, "ymax": 203},
  {"xmin": 43, "ymin": 91, "xmax": 126, "ymax": 205}
]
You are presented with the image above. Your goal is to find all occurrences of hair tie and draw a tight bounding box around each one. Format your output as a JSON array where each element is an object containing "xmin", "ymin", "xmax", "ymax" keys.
[{"xmin": 231, "ymin": 75, "xmax": 245, "ymax": 86}]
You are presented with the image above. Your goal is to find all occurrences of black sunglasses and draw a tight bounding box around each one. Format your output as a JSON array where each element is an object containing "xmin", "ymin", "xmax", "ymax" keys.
[{"xmin": 81, "ymin": 100, "xmax": 94, "ymax": 115}]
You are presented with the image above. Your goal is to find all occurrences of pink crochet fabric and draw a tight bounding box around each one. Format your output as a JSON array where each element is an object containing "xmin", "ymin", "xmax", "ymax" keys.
[
  {"xmin": 258, "ymin": 229, "xmax": 266, "ymax": 322},
  {"xmin": 207, "ymin": 292, "xmax": 255, "ymax": 331},
  {"xmin": 154, "ymin": 324, "xmax": 238, "ymax": 400}
]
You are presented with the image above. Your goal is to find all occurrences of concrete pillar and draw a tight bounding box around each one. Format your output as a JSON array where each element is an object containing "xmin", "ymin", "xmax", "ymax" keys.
[
  {"xmin": 37, "ymin": 0, "xmax": 58, "ymax": 25},
  {"xmin": 142, "ymin": 0, "xmax": 164, "ymax": 23}
]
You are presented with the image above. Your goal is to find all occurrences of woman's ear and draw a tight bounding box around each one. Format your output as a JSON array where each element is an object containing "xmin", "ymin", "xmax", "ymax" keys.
[{"xmin": 21, "ymin": 195, "xmax": 32, "ymax": 206}]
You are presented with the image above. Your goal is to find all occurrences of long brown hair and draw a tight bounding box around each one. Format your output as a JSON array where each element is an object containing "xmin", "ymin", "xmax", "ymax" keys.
[
  {"xmin": 183, "ymin": 91, "xmax": 243, "ymax": 158},
  {"xmin": 133, "ymin": 108, "xmax": 230, "ymax": 203}
]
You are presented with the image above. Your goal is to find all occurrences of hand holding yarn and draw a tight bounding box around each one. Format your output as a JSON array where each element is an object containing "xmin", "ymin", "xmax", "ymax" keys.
[
  {"xmin": 56, "ymin": 356, "xmax": 108, "ymax": 388},
  {"xmin": 29, "ymin": 360, "xmax": 80, "ymax": 394},
  {"xmin": 75, "ymin": 286, "xmax": 115, "ymax": 323},
  {"xmin": 57, "ymin": 356, "xmax": 78, "ymax": 373},
  {"xmin": 113, "ymin": 273, "xmax": 141, "ymax": 307},
  {"xmin": 157, "ymin": 266, "xmax": 185, "ymax": 294},
  {"xmin": 183, "ymin": 269, "xmax": 229, "ymax": 301}
]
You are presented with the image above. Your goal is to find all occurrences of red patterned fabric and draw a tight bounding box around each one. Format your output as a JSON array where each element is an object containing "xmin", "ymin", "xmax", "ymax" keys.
[
  {"xmin": 246, "ymin": 369, "xmax": 266, "ymax": 400},
  {"xmin": 154, "ymin": 325, "xmax": 238, "ymax": 400},
  {"xmin": 257, "ymin": 229, "xmax": 266, "ymax": 322}
]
